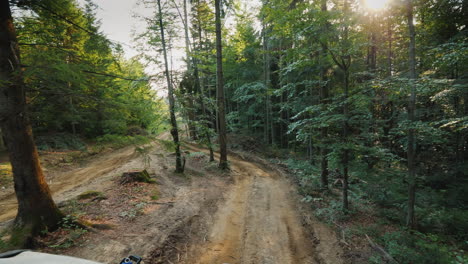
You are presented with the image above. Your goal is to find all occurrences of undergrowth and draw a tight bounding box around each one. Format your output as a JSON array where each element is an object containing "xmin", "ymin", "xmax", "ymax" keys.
[
  {"xmin": 36, "ymin": 133, "xmax": 86, "ymax": 151},
  {"xmin": 276, "ymin": 158, "xmax": 468, "ymax": 264}
]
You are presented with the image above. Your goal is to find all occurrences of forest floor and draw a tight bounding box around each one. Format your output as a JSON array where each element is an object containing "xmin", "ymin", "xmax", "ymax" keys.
[{"xmin": 0, "ymin": 134, "xmax": 348, "ymax": 264}]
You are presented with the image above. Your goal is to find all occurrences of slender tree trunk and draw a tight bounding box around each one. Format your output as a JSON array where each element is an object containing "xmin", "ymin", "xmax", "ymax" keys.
[
  {"xmin": 183, "ymin": 0, "xmax": 191, "ymax": 71},
  {"xmin": 0, "ymin": 0, "xmax": 63, "ymax": 246},
  {"xmin": 262, "ymin": 25, "xmax": 269, "ymax": 143},
  {"xmin": 157, "ymin": 0, "xmax": 183, "ymax": 173},
  {"xmin": 319, "ymin": 0, "xmax": 329, "ymax": 190},
  {"xmin": 406, "ymin": 0, "xmax": 417, "ymax": 228},
  {"xmin": 326, "ymin": 1, "xmax": 352, "ymax": 207},
  {"xmin": 190, "ymin": 3, "xmax": 214, "ymax": 161},
  {"xmin": 387, "ymin": 14, "xmax": 393, "ymax": 77},
  {"xmin": 181, "ymin": 0, "xmax": 199, "ymax": 140},
  {"xmin": 197, "ymin": 71, "xmax": 215, "ymax": 162},
  {"xmin": 186, "ymin": 99, "xmax": 198, "ymax": 140},
  {"xmin": 215, "ymin": 0, "xmax": 228, "ymax": 169},
  {"xmin": 342, "ymin": 68, "xmax": 350, "ymax": 211}
]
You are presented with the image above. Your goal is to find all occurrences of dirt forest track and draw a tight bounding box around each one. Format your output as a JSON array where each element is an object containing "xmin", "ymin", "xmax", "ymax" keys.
[
  {"xmin": 0, "ymin": 132, "xmax": 173, "ymax": 225},
  {"xmin": 0, "ymin": 145, "xmax": 139, "ymax": 223},
  {"xmin": 183, "ymin": 144, "xmax": 344, "ymax": 264},
  {"xmin": 0, "ymin": 135, "xmax": 344, "ymax": 263}
]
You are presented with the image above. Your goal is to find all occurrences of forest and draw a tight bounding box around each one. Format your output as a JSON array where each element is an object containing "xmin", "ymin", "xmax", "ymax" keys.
[{"xmin": 0, "ymin": 0, "xmax": 467, "ymax": 263}]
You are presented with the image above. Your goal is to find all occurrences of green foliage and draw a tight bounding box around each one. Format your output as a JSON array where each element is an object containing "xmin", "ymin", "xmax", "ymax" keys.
[
  {"xmin": 156, "ymin": 138, "xmax": 177, "ymax": 152},
  {"xmin": 285, "ymin": 158, "xmax": 320, "ymax": 194},
  {"xmin": 150, "ymin": 190, "xmax": 159, "ymax": 201},
  {"xmin": 376, "ymin": 230, "xmax": 457, "ymax": 264},
  {"xmin": 16, "ymin": 0, "xmax": 165, "ymax": 141},
  {"xmin": 36, "ymin": 133, "xmax": 86, "ymax": 151},
  {"xmin": 47, "ymin": 215, "xmax": 87, "ymax": 249},
  {"xmin": 119, "ymin": 202, "xmax": 147, "ymax": 220}
]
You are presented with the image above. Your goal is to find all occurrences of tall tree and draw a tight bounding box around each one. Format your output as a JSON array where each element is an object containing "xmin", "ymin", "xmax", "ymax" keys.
[
  {"xmin": 0, "ymin": 0, "xmax": 63, "ymax": 246},
  {"xmin": 319, "ymin": 0, "xmax": 330, "ymax": 190},
  {"xmin": 406, "ymin": 0, "xmax": 417, "ymax": 228},
  {"xmin": 157, "ymin": 0, "xmax": 184, "ymax": 173},
  {"xmin": 328, "ymin": 0, "xmax": 353, "ymax": 211},
  {"xmin": 215, "ymin": 0, "xmax": 228, "ymax": 169}
]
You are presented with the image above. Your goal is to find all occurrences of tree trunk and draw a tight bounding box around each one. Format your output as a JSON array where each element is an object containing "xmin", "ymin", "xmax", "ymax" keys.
[
  {"xmin": 341, "ymin": 0, "xmax": 351, "ymax": 212},
  {"xmin": 157, "ymin": 0, "xmax": 183, "ymax": 173},
  {"xmin": 0, "ymin": 0, "xmax": 63, "ymax": 246},
  {"xmin": 215, "ymin": 0, "xmax": 228, "ymax": 169},
  {"xmin": 182, "ymin": 0, "xmax": 198, "ymax": 141},
  {"xmin": 342, "ymin": 68, "xmax": 350, "ymax": 212},
  {"xmin": 387, "ymin": 13, "xmax": 393, "ymax": 77},
  {"xmin": 406, "ymin": 0, "xmax": 417, "ymax": 228},
  {"xmin": 183, "ymin": 0, "xmax": 191, "ymax": 71},
  {"xmin": 190, "ymin": 2, "xmax": 214, "ymax": 161},
  {"xmin": 197, "ymin": 71, "xmax": 215, "ymax": 162},
  {"xmin": 262, "ymin": 25, "xmax": 269, "ymax": 143},
  {"xmin": 319, "ymin": 0, "xmax": 329, "ymax": 190}
]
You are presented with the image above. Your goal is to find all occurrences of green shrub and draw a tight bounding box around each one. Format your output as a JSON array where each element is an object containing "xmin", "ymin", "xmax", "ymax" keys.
[
  {"xmin": 380, "ymin": 230, "xmax": 452, "ymax": 264},
  {"xmin": 284, "ymin": 158, "xmax": 321, "ymax": 195},
  {"xmin": 419, "ymin": 208, "xmax": 468, "ymax": 241},
  {"xmin": 36, "ymin": 133, "xmax": 86, "ymax": 151}
]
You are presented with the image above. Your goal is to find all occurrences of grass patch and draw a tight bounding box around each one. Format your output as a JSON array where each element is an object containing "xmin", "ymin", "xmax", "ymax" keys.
[
  {"xmin": 77, "ymin": 191, "xmax": 106, "ymax": 200},
  {"xmin": 0, "ymin": 163, "xmax": 13, "ymax": 187},
  {"xmin": 156, "ymin": 138, "xmax": 176, "ymax": 152},
  {"xmin": 150, "ymin": 190, "xmax": 160, "ymax": 200}
]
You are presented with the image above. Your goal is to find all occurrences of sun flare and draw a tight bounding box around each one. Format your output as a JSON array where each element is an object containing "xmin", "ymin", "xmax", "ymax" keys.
[{"xmin": 364, "ymin": 0, "xmax": 389, "ymax": 10}]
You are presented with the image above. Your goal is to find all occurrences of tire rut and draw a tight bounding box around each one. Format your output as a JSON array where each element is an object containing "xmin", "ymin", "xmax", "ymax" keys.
[{"xmin": 184, "ymin": 144, "xmax": 320, "ymax": 264}]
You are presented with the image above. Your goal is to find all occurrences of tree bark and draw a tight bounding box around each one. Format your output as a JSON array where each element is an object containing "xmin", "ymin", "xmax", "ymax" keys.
[
  {"xmin": 182, "ymin": 0, "xmax": 198, "ymax": 140},
  {"xmin": 215, "ymin": 0, "xmax": 228, "ymax": 169},
  {"xmin": 157, "ymin": 0, "xmax": 183, "ymax": 173},
  {"xmin": 319, "ymin": 0, "xmax": 329, "ymax": 190},
  {"xmin": 190, "ymin": 1, "xmax": 214, "ymax": 161},
  {"xmin": 343, "ymin": 68, "xmax": 350, "ymax": 212},
  {"xmin": 0, "ymin": 0, "xmax": 63, "ymax": 246},
  {"xmin": 387, "ymin": 13, "xmax": 393, "ymax": 77},
  {"xmin": 406, "ymin": 0, "xmax": 417, "ymax": 228}
]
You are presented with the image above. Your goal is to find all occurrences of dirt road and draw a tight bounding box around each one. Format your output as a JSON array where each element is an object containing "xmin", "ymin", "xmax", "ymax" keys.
[
  {"xmin": 184, "ymin": 145, "xmax": 343, "ymax": 264},
  {"xmin": 1, "ymin": 137, "xmax": 343, "ymax": 263},
  {"xmin": 0, "ymin": 145, "xmax": 139, "ymax": 223}
]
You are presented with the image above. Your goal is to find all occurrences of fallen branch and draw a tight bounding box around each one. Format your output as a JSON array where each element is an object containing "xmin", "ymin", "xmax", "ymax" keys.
[
  {"xmin": 152, "ymin": 201, "xmax": 175, "ymax": 205},
  {"xmin": 365, "ymin": 234, "xmax": 399, "ymax": 264},
  {"xmin": 341, "ymin": 230, "xmax": 350, "ymax": 246}
]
